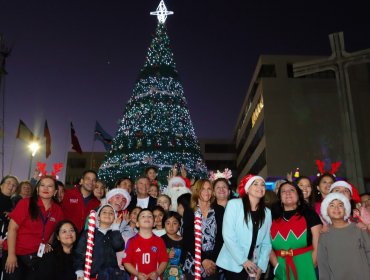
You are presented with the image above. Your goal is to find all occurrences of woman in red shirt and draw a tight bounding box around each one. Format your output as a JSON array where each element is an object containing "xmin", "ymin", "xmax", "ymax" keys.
[{"xmin": 2, "ymin": 175, "xmax": 64, "ymax": 280}]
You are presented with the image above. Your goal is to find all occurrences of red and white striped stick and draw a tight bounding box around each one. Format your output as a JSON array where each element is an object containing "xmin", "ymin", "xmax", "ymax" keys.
[
  {"xmin": 84, "ymin": 210, "xmax": 96, "ymax": 280},
  {"xmin": 194, "ymin": 212, "xmax": 202, "ymax": 280}
]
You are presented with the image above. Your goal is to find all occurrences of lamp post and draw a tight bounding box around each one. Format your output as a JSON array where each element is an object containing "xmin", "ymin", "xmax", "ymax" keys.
[{"xmin": 28, "ymin": 141, "xmax": 40, "ymax": 179}]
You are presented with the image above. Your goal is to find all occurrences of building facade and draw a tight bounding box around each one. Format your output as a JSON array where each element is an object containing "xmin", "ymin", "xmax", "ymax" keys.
[{"xmin": 234, "ymin": 55, "xmax": 370, "ymax": 192}]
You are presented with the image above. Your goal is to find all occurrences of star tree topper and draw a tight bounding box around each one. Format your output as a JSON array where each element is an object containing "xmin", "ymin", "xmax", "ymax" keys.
[{"xmin": 150, "ymin": 0, "xmax": 174, "ymax": 24}]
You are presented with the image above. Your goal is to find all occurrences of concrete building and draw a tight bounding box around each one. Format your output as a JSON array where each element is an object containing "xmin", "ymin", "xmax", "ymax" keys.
[{"xmin": 234, "ymin": 55, "xmax": 370, "ymax": 191}]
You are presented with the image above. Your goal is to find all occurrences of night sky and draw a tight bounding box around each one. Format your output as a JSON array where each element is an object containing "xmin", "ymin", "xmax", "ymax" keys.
[{"xmin": 1, "ymin": 0, "xmax": 370, "ymax": 179}]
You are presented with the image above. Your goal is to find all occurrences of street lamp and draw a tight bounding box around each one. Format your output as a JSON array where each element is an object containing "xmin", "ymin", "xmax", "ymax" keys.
[{"xmin": 28, "ymin": 141, "xmax": 40, "ymax": 178}]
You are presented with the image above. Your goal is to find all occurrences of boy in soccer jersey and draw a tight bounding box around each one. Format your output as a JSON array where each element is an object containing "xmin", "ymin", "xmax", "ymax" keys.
[{"xmin": 123, "ymin": 208, "xmax": 168, "ymax": 280}]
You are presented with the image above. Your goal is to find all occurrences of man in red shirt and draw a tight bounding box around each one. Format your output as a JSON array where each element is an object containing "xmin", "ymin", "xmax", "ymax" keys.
[{"xmin": 61, "ymin": 170, "xmax": 100, "ymax": 232}]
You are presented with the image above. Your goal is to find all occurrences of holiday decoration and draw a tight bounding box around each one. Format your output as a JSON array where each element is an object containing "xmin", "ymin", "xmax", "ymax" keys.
[
  {"xmin": 36, "ymin": 162, "xmax": 63, "ymax": 179},
  {"xmin": 84, "ymin": 210, "xmax": 96, "ymax": 280},
  {"xmin": 208, "ymin": 168, "xmax": 232, "ymax": 183},
  {"xmin": 194, "ymin": 212, "xmax": 202, "ymax": 280},
  {"xmin": 98, "ymin": 1, "xmax": 207, "ymax": 187},
  {"xmin": 315, "ymin": 159, "xmax": 341, "ymax": 177}
]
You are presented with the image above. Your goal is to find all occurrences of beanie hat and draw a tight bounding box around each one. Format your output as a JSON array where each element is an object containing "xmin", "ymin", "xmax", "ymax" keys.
[
  {"xmin": 168, "ymin": 176, "xmax": 186, "ymax": 188},
  {"xmin": 96, "ymin": 203, "xmax": 117, "ymax": 228},
  {"xmin": 329, "ymin": 180, "xmax": 352, "ymax": 194},
  {"xmin": 238, "ymin": 174, "xmax": 264, "ymax": 198},
  {"xmin": 320, "ymin": 192, "xmax": 351, "ymax": 224},
  {"xmin": 106, "ymin": 188, "xmax": 131, "ymax": 210}
]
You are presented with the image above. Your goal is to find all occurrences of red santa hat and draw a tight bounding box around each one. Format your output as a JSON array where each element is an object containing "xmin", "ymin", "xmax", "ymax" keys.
[
  {"xmin": 106, "ymin": 188, "xmax": 131, "ymax": 210},
  {"xmin": 320, "ymin": 192, "xmax": 351, "ymax": 224},
  {"xmin": 329, "ymin": 180, "xmax": 352, "ymax": 194},
  {"xmin": 238, "ymin": 174, "xmax": 265, "ymax": 198}
]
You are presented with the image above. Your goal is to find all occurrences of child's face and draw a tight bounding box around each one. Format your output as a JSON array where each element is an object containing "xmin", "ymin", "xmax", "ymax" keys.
[
  {"xmin": 361, "ymin": 194, "xmax": 370, "ymax": 210},
  {"xmin": 129, "ymin": 208, "xmax": 141, "ymax": 224},
  {"xmin": 147, "ymin": 169, "xmax": 157, "ymax": 181},
  {"xmin": 157, "ymin": 196, "xmax": 171, "ymax": 211},
  {"xmin": 137, "ymin": 210, "xmax": 154, "ymax": 229},
  {"xmin": 149, "ymin": 185, "xmax": 159, "ymax": 198},
  {"xmin": 153, "ymin": 210, "xmax": 164, "ymax": 229},
  {"xmin": 164, "ymin": 216, "xmax": 180, "ymax": 235},
  {"xmin": 327, "ymin": 199, "xmax": 346, "ymax": 221},
  {"xmin": 331, "ymin": 186, "xmax": 352, "ymax": 200},
  {"xmin": 99, "ymin": 206, "xmax": 115, "ymax": 226}
]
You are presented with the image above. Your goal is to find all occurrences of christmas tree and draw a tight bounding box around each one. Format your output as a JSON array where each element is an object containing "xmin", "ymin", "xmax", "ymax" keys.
[{"xmin": 98, "ymin": 0, "xmax": 207, "ymax": 187}]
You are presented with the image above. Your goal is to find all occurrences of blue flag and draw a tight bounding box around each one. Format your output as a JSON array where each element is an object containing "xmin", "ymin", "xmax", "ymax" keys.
[{"xmin": 94, "ymin": 121, "xmax": 112, "ymax": 151}]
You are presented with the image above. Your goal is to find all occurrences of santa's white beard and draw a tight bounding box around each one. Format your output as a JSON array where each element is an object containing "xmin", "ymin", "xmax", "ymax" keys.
[{"xmin": 164, "ymin": 186, "xmax": 191, "ymax": 211}]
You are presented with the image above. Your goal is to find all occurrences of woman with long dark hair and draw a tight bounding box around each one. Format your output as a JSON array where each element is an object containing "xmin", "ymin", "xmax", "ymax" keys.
[
  {"xmin": 2, "ymin": 175, "xmax": 64, "ymax": 280},
  {"xmin": 216, "ymin": 174, "xmax": 272, "ymax": 280},
  {"xmin": 37, "ymin": 220, "xmax": 78, "ymax": 280},
  {"xmin": 270, "ymin": 181, "xmax": 322, "ymax": 280}
]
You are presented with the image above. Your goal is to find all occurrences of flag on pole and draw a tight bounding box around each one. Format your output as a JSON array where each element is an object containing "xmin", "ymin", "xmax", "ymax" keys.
[
  {"xmin": 70, "ymin": 122, "xmax": 82, "ymax": 154},
  {"xmin": 44, "ymin": 120, "xmax": 51, "ymax": 158},
  {"xmin": 94, "ymin": 121, "xmax": 112, "ymax": 151},
  {"xmin": 16, "ymin": 120, "xmax": 36, "ymax": 142}
]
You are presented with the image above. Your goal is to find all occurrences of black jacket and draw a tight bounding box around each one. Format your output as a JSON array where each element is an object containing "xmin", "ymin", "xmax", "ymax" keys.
[{"xmin": 74, "ymin": 228, "xmax": 125, "ymax": 277}]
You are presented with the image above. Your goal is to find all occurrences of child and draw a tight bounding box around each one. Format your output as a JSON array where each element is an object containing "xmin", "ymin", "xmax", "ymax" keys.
[
  {"xmin": 75, "ymin": 204, "xmax": 125, "ymax": 280},
  {"xmin": 123, "ymin": 208, "xmax": 168, "ymax": 280},
  {"xmin": 318, "ymin": 193, "xmax": 370, "ymax": 280},
  {"xmin": 157, "ymin": 194, "xmax": 172, "ymax": 212},
  {"xmin": 153, "ymin": 206, "xmax": 166, "ymax": 237},
  {"xmin": 161, "ymin": 211, "xmax": 183, "ymax": 280},
  {"xmin": 149, "ymin": 184, "xmax": 160, "ymax": 198}
]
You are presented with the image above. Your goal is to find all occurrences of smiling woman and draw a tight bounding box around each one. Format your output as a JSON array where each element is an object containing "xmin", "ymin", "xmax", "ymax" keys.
[
  {"xmin": 216, "ymin": 174, "xmax": 272, "ymax": 280},
  {"xmin": 1, "ymin": 175, "xmax": 64, "ymax": 280},
  {"xmin": 270, "ymin": 181, "xmax": 322, "ymax": 280}
]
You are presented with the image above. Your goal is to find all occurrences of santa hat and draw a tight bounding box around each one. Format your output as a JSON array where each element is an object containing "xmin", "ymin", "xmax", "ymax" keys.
[
  {"xmin": 238, "ymin": 174, "xmax": 264, "ymax": 198},
  {"xmin": 168, "ymin": 176, "xmax": 186, "ymax": 188},
  {"xmin": 320, "ymin": 192, "xmax": 351, "ymax": 224},
  {"xmin": 329, "ymin": 180, "xmax": 352, "ymax": 194},
  {"xmin": 106, "ymin": 188, "xmax": 131, "ymax": 210}
]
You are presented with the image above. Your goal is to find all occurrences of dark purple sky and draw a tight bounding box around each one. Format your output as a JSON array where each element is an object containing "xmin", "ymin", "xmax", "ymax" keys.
[{"xmin": 1, "ymin": 0, "xmax": 370, "ymax": 179}]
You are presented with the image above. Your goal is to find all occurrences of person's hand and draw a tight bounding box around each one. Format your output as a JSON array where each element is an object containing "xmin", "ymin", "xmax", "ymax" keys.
[
  {"xmin": 243, "ymin": 260, "xmax": 257, "ymax": 275},
  {"xmin": 148, "ymin": 271, "xmax": 159, "ymax": 280},
  {"xmin": 172, "ymin": 165, "xmax": 178, "ymax": 177},
  {"xmin": 5, "ymin": 254, "xmax": 18, "ymax": 274},
  {"xmin": 44, "ymin": 243, "xmax": 53, "ymax": 253},
  {"xmin": 115, "ymin": 213, "xmax": 123, "ymax": 225},
  {"xmin": 286, "ymin": 171, "xmax": 293, "ymax": 182},
  {"xmin": 356, "ymin": 222, "xmax": 367, "ymax": 230},
  {"xmin": 123, "ymin": 211, "xmax": 130, "ymax": 222},
  {"xmin": 202, "ymin": 259, "xmax": 216, "ymax": 276},
  {"xmin": 180, "ymin": 165, "xmax": 187, "ymax": 178}
]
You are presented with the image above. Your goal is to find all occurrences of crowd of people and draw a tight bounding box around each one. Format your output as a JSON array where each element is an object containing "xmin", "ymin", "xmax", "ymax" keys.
[{"xmin": 0, "ymin": 165, "xmax": 370, "ymax": 280}]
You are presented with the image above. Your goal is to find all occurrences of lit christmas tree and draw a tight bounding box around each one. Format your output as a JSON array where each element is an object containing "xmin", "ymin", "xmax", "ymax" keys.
[{"xmin": 98, "ymin": 0, "xmax": 207, "ymax": 187}]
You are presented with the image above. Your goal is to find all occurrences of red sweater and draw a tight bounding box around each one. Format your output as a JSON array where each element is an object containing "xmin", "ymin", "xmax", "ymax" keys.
[{"xmin": 61, "ymin": 186, "xmax": 100, "ymax": 232}]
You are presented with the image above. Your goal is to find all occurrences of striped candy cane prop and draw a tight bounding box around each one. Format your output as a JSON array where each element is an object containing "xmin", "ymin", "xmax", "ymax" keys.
[
  {"xmin": 194, "ymin": 212, "xmax": 202, "ymax": 280},
  {"xmin": 84, "ymin": 210, "xmax": 96, "ymax": 280}
]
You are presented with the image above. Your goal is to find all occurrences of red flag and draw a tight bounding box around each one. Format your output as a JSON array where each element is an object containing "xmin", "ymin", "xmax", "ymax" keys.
[
  {"xmin": 16, "ymin": 120, "xmax": 36, "ymax": 142},
  {"xmin": 44, "ymin": 120, "xmax": 51, "ymax": 158},
  {"xmin": 70, "ymin": 122, "xmax": 82, "ymax": 154}
]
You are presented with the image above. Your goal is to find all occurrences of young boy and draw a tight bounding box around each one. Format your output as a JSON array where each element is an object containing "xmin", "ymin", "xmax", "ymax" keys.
[
  {"xmin": 123, "ymin": 208, "xmax": 168, "ymax": 280},
  {"xmin": 75, "ymin": 203, "xmax": 125, "ymax": 280},
  {"xmin": 161, "ymin": 211, "xmax": 183, "ymax": 280},
  {"xmin": 318, "ymin": 193, "xmax": 370, "ymax": 280}
]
